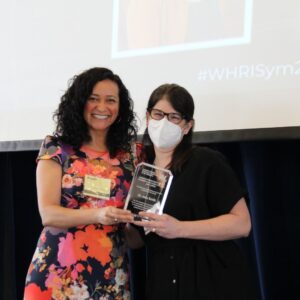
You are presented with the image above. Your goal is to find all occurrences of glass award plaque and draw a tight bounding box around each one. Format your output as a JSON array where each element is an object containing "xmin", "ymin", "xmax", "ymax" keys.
[{"xmin": 124, "ymin": 162, "xmax": 173, "ymax": 218}]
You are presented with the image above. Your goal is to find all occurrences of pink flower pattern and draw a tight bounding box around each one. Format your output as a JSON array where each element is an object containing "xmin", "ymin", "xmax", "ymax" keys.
[{"xmin": 24, "ymin": 136, "xmax": 142, "ymax": 300}]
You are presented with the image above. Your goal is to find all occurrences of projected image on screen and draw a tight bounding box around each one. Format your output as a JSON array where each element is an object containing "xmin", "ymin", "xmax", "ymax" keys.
[
  {"xmin": 112, "ymin": 0, "xmax": 252, "ymax": 58},
  {"xmin": 1, "ymin": 0, "xmax": 299, "ymax": 147}
]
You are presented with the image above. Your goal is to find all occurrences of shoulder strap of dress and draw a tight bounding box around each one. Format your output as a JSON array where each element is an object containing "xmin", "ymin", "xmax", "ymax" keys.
[
  {"xmin": 131, "ymin": 142, "xmax": 144, "ymax": 169},
  {"xmin": 130, "ymin": 142, "xmax": 137, "ymax": 167}
]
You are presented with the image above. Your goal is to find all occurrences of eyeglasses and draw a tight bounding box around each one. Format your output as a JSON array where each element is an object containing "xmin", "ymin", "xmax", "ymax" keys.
[{"xmin": 149, "ymin": 108, "xmax": 184, "ymax": 124}]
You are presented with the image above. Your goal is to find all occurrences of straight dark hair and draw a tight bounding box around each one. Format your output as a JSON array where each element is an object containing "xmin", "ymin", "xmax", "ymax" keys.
[{"xmin": 142, "ymin": 84, "xmax": 195, "ymax": 174}]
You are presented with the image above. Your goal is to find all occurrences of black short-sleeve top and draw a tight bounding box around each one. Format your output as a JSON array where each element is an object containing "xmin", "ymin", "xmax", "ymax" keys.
[
  {"xmin": 146, "ymin": 146, "xmax": 246, "ymax": 246},
  {"xmin": 142, "ymin": 147, "xmax": 253, "ymax": 300}
]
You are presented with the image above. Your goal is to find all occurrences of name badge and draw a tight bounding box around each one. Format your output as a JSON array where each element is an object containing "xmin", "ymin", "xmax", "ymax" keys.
[{"xmin": 83, "ymin": 175, "xmax": 111, "ymax": 199}]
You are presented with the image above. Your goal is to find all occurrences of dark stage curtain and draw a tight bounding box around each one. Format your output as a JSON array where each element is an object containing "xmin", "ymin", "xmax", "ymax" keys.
[
  {"xmin": 1, "ymin": 140, "xmax": 299, "ymax": 300},
  {"xmin": 240, "ymin": 141, "xmax": 300, "ymax": 299},
  {"xmin": 1, "ymin": 153, "xmax": 17, "ymax": 300},
  {"xmin": 1, "ymin": 151, "xmax": 41, "ymax": 300}
]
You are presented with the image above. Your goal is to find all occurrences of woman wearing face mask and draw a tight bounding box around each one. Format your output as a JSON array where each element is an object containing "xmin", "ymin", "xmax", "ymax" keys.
[{"xmin": 133, "ymin": 84, "xmax": 256, "ymax": 300}]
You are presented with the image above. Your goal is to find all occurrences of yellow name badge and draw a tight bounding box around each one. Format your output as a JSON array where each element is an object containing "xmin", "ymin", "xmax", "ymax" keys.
[{"xmin": 83, "ymin": 175, "xmax": 111, "ymax": 200}]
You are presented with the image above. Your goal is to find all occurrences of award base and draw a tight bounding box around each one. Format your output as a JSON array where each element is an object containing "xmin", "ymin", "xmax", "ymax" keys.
[{"xmin": 133, "ymin": 214, "xmax": 152, "ymax": 221}]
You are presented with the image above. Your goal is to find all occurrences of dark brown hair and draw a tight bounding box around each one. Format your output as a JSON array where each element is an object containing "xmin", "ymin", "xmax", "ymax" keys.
[{"xmin": 142, "ymin": 83, "xmax": 195, "ymax": 174}]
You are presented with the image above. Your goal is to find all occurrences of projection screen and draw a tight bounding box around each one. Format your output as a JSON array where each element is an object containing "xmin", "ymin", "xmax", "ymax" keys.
[{"xmin": 0, "ymin": 0, "xmax": 299, "ymax": 151}]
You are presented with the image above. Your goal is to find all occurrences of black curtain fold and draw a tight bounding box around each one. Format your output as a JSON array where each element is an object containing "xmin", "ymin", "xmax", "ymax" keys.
[
  {"xmin": 1, "ymin": 153, "xmax": 17, "ymax": 300},
  {"xmin": 1, "ymin": 140, "xmax": 299, "ymax": 300},
  {"xmin": 240, "ymin": 141, "xmax": 300, "ymax": 300}
]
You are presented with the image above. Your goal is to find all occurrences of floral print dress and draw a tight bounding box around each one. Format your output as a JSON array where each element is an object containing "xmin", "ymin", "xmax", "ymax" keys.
[{"xmin": 24, "ymin": 136, "xmax": 141, "ymax": 300}]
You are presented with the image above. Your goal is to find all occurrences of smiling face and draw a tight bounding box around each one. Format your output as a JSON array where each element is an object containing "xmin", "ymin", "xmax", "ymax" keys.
[{"xmin": 83, "ymin": 79, "xmax": 120, "ymax": 136}]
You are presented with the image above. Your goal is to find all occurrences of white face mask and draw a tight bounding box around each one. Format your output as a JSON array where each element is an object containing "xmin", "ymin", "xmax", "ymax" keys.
[{"xmin": 148, "ymin": 118, "xmax": 183, "ymax": 149}]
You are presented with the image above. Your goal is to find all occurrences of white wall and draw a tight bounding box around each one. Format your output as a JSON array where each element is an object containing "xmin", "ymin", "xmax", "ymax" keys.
[{"xmin": 1, "ymin": 0, "xmax": 299, "ymax": 142}]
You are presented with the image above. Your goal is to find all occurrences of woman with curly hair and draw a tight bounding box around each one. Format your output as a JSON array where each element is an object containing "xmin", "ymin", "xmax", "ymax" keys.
[{"xmin": 24, "ymin": 67, "xmax": 141, "ymax": 300}]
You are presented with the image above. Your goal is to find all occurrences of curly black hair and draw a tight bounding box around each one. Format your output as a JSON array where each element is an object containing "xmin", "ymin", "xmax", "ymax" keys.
[{"xmin": 53, "ymin": 67, "xmax": 137, "ymax": 157}]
